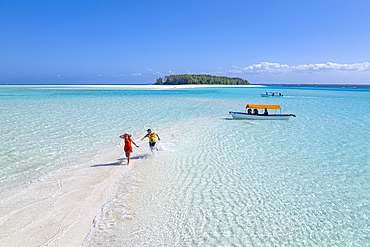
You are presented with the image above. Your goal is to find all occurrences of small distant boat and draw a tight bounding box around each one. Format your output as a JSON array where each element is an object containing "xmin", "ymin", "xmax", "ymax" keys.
[
  {"xmin": 229, "ymin": 104, "xmax": 296, "ymax": 120},
  {"xmin": 261, "ymin": 92, "xmax": 283, "ymax": 97}
]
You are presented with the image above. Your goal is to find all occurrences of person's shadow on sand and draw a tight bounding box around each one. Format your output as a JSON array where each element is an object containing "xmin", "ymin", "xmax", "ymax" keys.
[{"xmin": 90, "ymin": 154, "xmax": 150, "ymax": 167}]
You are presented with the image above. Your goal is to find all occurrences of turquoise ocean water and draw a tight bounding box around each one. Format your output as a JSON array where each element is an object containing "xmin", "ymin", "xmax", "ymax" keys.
[{"xmin": 1, "ymin": 85, "xmax": 369, "ymax": 246}]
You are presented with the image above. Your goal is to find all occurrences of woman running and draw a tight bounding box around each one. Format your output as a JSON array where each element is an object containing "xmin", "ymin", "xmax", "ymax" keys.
[{"xmin": 119, "ymin": 133, "xmax": 139, "ymax": 165}]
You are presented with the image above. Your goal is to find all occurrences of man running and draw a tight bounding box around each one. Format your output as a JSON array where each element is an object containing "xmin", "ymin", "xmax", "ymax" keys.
[{"xmin": 140, "ymin": 129, "xmax": 161, "ymax": 151}]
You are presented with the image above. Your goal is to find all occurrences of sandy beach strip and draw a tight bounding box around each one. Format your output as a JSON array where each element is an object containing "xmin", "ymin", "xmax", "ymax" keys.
[
  {"xmin": 83, "ymin": 84, "xmax": 265, "ymax": 89},
  {"xmin": 0, "ymin": 144, "xmax": 133, "ymax": 247},
  {"xmin": 0, "ymin": 84, "xmax": 265, "ymax": 90}
]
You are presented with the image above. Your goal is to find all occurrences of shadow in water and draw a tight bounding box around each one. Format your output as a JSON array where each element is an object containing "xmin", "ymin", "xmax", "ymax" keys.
[{"xmin": 90, "ymin": 154, "xmax": 151, "ymax": 167}]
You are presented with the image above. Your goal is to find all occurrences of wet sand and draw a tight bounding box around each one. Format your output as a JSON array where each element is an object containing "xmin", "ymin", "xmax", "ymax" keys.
[{"xmin": 0, "ymin": 144, "xmax": 133, "ymax": 247}]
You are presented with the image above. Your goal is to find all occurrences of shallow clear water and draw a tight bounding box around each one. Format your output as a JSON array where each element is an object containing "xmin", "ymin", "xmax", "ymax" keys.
[{"xmin": 1, "ymin": 85, "xmax": 370, "ymax": 246}]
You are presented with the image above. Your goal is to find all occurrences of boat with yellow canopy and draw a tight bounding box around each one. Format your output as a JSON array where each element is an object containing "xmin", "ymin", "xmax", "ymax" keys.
[{"xmin": 229, "ymin": 104, "xmax": 296, "ymax": 120}]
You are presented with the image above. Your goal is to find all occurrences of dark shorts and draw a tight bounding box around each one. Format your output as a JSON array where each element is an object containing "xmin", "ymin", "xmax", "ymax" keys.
[{"xmin": 149, "ymin": 142, "xmax": 156, "ymax": 147}]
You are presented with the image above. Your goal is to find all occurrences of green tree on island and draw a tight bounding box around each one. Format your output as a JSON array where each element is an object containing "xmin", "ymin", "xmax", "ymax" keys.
[{"xmin": 155, "ymin": 74, "xmax": 249, "ymax": 85}]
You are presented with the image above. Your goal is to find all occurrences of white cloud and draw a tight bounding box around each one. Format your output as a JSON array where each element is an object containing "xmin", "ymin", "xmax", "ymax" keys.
[
  {"xmin": 131, "ymin": 73, "xmax": 142, "ymax": 76},
  {"xmin": 110, "ymin": 73, "xmax": 125, "ymax": 77},
  {"xmin": 152, "ymin": 71, "xmax": 163, "ymax": 75},
  {"xmin": 238, "ymin": 62, "xmax": 370, "ymax": 74},
  {"xmin": 227, "ymin": 69, "xmax": 243, "ymax": 74}
]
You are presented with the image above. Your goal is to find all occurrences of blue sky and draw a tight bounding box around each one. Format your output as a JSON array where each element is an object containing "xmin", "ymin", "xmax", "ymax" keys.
[{"xmin": 1, "ymin": 0, "xmax": 370, "ymax": 84}]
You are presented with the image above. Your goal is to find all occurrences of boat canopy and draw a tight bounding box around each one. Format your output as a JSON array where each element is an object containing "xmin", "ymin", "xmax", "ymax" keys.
[{"xmin": 246, "ymin": 104, "xmax": 281, "ymax": 110}]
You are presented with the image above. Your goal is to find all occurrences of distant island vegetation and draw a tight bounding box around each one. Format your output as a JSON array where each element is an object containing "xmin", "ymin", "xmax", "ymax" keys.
[{"xmin": 155, "ymin": 74, "xmax": 250, "ymax": 85}]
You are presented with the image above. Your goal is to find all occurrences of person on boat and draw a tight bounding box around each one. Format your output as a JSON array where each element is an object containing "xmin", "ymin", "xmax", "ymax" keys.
[
  {"xmin": 119, "ymin": 133, "xmax": 139, "ymax": 165},
  {"xmin": 253, "ymin": 109, "xmax": 259, "ymax": 115},
  {"xmin": 141, "ymin": 129, "xmax": 161, "ymax": 151},
  {"xmin": 264, "ymin": 108, "xmax": 268, "ymax": 115},
  {"xmin": 247, "ymin": 108, "xmax": 252, "ymax": 114}
]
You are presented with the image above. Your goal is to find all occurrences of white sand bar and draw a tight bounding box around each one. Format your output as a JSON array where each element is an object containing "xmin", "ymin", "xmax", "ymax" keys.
[
  {"xmin": 87, "ymin": 84, "xmax": 264, "ymax": 89},
  {"xmin": 0, "ymin": 84, "xmax": 264, "ymax": 90},
  {"xmin": 0, "ymin": 145, "xmax": 129, "ymax": 247}
]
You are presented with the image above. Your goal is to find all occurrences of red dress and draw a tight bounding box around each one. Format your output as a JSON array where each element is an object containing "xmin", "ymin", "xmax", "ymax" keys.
[{"xmin": 124, "ymin": 138, "xmax": 133, "ymax": 152}]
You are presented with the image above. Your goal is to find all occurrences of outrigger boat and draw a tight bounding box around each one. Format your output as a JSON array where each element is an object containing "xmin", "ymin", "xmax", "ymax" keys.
[
  {"xmin": 229, "ymin": 104, "xmax": 296, "ymax": 120},
  {"xmin": 261, "ymin": 92, "xmax": 283, "ymax": 97}
]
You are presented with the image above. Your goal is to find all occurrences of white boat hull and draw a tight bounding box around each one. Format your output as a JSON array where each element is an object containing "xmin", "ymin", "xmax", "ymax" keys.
[
  {"xmin": 229, "ymin": 111, "xmax": 295, "ymax": 120},
  {"xmin": 260, "ymin": 94, "xmax": 282, "ymax": 97}
]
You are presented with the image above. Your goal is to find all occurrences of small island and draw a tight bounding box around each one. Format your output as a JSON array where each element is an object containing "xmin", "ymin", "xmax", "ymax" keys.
[{"xmin": 155, "ymin": 74, "xmax": 250, "ymax": 85}]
